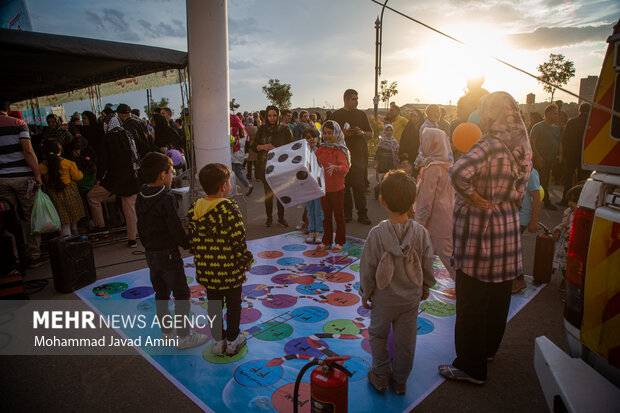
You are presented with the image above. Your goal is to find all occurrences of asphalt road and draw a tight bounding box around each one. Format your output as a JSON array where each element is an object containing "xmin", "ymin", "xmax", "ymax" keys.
[{"xmin": 1, "ymin": 175, "xmax": 567, "ymax": 413}]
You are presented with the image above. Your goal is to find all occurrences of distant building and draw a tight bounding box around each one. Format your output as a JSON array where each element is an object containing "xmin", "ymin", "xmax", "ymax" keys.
[
  {"xmin": 526, "ymin": 93, "xmax": 535, "ymax": 105},
  {"xmin": 579, "ymin": 76, "xmax": 598, "ymax": 104}
]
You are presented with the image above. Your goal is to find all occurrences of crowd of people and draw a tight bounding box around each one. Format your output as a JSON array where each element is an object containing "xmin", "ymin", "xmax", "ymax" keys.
[{"xmin": 0, "ymin": 81, "xmax": 585, "ymax": 391}]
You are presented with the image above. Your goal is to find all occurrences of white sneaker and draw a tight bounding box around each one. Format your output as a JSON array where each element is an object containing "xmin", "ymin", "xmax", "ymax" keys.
[
  {"xmin": 226, "ymin": 334, "xmax": 247, "ymax": 356},
  {"xmin": 162, "ymin": 329, "xmax": 177, "ymax": 341},
  {"xmin": 314, "ymin": 232, "xmax": 323, "ymax": 244},
  {"xmin": 176, "ymin": 330, "xmax": 209, "ymax": 350},
  {"xmin": 305, "ymin": 232, "xmax": 315, "ymax": 243},
  {"xmin": 211, "ymin": 339, "xmax": 226, "ymax": 355}
]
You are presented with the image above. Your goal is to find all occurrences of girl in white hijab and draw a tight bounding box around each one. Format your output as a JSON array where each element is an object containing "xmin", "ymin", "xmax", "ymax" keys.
[{"xmin": 414, "ymin": 127, "xmax": 455, "ymax": 279}]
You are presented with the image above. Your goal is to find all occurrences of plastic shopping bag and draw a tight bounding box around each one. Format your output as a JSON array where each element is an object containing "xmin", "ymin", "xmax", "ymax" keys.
[{"xmin": 31, "ymin": 189, "xmax": 61, "ymax": 234}]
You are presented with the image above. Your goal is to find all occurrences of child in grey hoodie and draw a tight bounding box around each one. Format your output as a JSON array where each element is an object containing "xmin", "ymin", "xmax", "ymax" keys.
[{"xmin": 359, "ymin": 170, "xmax": 436, "ymax": 395}]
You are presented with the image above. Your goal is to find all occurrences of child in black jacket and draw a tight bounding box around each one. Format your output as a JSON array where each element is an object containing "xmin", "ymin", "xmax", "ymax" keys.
[{"xmin": 136, "ymin": 152, "xmax": 208, "ymax": 350}]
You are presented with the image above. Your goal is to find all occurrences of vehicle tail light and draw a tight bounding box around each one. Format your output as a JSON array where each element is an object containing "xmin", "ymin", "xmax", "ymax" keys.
[{"xmin": 564, "ymin": 207, "xmax": 595, "ymax": 328}]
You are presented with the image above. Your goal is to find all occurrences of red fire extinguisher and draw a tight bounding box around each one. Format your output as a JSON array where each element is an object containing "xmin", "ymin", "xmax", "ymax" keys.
[{"xmin": 293, "ymin": 355, "xmax": 354, "ymax": 413}]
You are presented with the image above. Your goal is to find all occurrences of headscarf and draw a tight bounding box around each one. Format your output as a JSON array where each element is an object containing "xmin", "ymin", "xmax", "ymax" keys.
[
  {"xmin": 103, "ymin": 114, "xmax": 140, "ymax": 175},
  {"xmin": 44, "ymin": 114, "xmax": 73, "ymax": 147},
  {"xmin": 479, "ymin": 91, "xmax": 532, "ymax": 181},
  {"xmin": 245, "ymin": 116, "xmax": 254, "ymax": 126},
  {"xmin": 265, "ymin": 105, "xmax": 281, "ymax": 131},
  {"xmin": 378, "ymin": 124, "xmax": 400, "ymax": 167},
  {"xmin": 320, "ymin": 120, "xmax": 350, "ymax": 167},
  {"xmin": 416, "ymin": 128, "xmax": 453, "ymax": 170},
  {"xmin": 297, "ymin": 110, "xmax": 315, "ymax": 130}
]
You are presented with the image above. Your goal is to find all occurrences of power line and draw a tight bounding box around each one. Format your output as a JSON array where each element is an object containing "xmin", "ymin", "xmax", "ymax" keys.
[{"xmin": 370, "ymin": 0, "xmax": 620, "ymax": 117}]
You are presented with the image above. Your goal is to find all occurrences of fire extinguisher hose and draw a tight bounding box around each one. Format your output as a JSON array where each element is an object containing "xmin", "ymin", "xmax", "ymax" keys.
[{"xmin": 293, "ymin": 359, "xmax": 319, "ymax": 413}]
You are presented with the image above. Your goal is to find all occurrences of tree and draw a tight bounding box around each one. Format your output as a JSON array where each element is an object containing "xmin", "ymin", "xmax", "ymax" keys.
[
  {"xmin": 537, "ymin": 54, "xmax": 575, "ymax": 102},
  {"xmin": 229, "ymin": 98, "xmax": 240, "ymax": 113},
  {"xmin": 380, "ymin": 80, "xmax": 398, "ymax": 109},
  {"xmin": 144, "ymin": 97, "xmax": 169, "ymax": 119},
  {"xmin": 262, "ymin": 79, "xmax": 292, "ymax": 109}
]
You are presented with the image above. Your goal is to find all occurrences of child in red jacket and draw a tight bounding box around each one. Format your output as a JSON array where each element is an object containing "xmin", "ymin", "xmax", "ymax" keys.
[{"xmin": 314, "ymin": 121, "xmax": 350, "ymax": 252}]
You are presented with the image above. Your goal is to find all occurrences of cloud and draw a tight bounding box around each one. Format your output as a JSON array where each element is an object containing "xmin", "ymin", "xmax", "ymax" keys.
[
  {"xmin": 228, "ymin": 17, "xmax": 265, "ymax": 36},
  {"xmin": 230, "ymin": 59, "xmax": 257, "ymax": 70},
  {"xmin": 230, "ymin": 37, "xmax": 249, "ymax": 46},
  {"xmin": 85, "ymin": 11, "xmax": 104, "ymax": 30},
  {"xmin": 506, "ymin": 24, "xmax": 612, "ymax": 50},
  {"xmin": 158, "ymin": 20, "xmax": 186, "ymax": 38}
]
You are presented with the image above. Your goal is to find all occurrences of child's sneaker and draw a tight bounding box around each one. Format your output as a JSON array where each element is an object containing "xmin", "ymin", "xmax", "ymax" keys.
[
  {"xmin": 313, "ymin": 232, "xmax": 323, "ymax": 244},
  {"xmin": 332, "ymin": 244, "xmax": 344, "ymax": 253},
  {"xmin": 226, "ymin": 334, "xmax": 247, "ymax": 356},
  {"xmin": 316, "ymin": 243, "xmax": 330, "ymax": 251},
  {"xmin": 162, "ymin": 329, "xmax": 176, "ymax": 341},
  {"xmin": 211, "ymin": 339, "xmax": 226, "ymax": 355},
  {"xmin": 176, "ymin": 330, "xmax": 209, "ymax": 350},
  {"xmin": 305, "ymin": 232, "xmax": 315, "ymax": 243}
]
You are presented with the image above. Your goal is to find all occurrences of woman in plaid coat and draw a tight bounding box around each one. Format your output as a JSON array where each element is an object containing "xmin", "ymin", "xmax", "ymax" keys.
[{"xmin": 438, "ymin": 92, "xmax": 532, "ymax": 384}]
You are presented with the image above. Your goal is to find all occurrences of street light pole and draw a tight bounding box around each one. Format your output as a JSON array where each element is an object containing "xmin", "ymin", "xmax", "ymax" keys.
[{"xmin": 373, "ymin": 0, "xmax": 389, "ymax": 120}]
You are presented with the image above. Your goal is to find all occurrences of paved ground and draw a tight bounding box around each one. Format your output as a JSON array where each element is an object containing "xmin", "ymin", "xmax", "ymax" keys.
[{"xmin": 2, "ymin": 174, "xmax": 567, "ymax": 412}]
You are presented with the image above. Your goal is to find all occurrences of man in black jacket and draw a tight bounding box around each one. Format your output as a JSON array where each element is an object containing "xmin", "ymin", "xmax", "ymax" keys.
[
  {"xmin": 117, "ymin": 104, "xmax": 153, "ymax": 158},
  {"xmin": 559, "ymin": 103, "xmax": 591, "ymax": 205}
]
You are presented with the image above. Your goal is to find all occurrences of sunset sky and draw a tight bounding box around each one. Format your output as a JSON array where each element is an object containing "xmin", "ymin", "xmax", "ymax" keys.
[{"xmin": 24, "ymin": 0, "xmax": 620, "ymax": 116}]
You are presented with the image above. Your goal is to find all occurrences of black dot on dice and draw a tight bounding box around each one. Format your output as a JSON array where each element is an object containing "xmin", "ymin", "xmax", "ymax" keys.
[
  {"xmin": 266, "ymin": 165, "xmax": 274, "ymax": 174},
  {"xmin": 267, "ymin": 152, "xmax": 275, "ymax": 160},
  {"xmin": 278, "ymin": 154, "xmax": 289, "ymax": 162},
  {"xmin": 281, "ymin": 196, "xmax": 291, "ymax": 204},
  {"xmin": 296, "ymin": 171, "xmax": 308, "ymax": 180},
  {"xmin": 292, "ymin": 155, "xmax": 302, "ymax": 164},
  {"xmin": 292, "ymin": 142, "xmax": 302, "ymax": 150}
]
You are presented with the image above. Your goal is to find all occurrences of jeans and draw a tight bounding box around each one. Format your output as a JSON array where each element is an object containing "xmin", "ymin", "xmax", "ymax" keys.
[
  {"xmin": 206, "ymin": 286, "xmax": 243, "ymax": 342},
  {"xmin": 87, "ymin": 185, "xmax": 137, "ymax": 240},
  {"xmin": 453, "ymin": 270, "xmax": 512, "ymax": 380},
  {"xmin": 538, "ymin": 159, "xmax": 553, "ymax": 205},
  {"xmin": 321, "ymin": 190, "xmax": 346, "ymax": 245},
  {"xmin": 145, "ymin": 248, "xmax": 191, "ymax": 337},
  {"xmin": 232, "ymin": 163, "xmax": 251, "ymax": 188},
  {"xmin": 305, "ymin": 198, "xmax": 323, "ymax": 233}
]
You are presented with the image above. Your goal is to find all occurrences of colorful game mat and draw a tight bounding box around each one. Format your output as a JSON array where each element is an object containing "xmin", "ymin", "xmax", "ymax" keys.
[{"xmin": 75, "ymin": 232, "xmax": 544, "ymax": 412}]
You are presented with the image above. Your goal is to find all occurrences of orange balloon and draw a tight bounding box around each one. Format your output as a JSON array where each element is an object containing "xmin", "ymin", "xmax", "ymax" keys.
[{"xmin": 452, "ymin": 122, "xmax": 482, "ymax": 153}]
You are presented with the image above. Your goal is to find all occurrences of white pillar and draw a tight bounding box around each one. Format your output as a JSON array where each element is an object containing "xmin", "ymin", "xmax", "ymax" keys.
[{"xmin": 186, "ymin": 0, "xmax": 230, "ymax": 172}]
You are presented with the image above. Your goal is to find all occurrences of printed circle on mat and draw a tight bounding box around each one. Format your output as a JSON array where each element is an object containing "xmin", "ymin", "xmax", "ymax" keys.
[
  {"xmin": 284, "ymin": 337, "xmax": 328, "ymax": 358},
  {"xmin": 346, "ymin": 247, "xmax": 363, "ymax": 258},
  {"xmin": 326, "ymin": 256, "xmax": 354, "ymax": 265},
  {"xmin": 226, "ymin": 308, "xmax": 262, "ymax": 325},
  {"xmin": 291, "ymin": 306, "xmax": 329, "ymax": 323},
  {"xmin": 137, "ymin": 299, "xmax": 155, "ymax": 312},
  {"xmin": 271, "ymin": 273, "xmax": 299, "ymax": 285},
  {"xmin": 430, "ymin": 283, "xmax": 441, "ymax": 291},
  {"xmin": 296, "ymin": 283, "xmax": 329, "ymax": 295},
  {"xmin": 234, "ymin": 360, "xmax": 284, "ymax": 388},
  {"xmin": 249, "ymin": 265, "xmax": 279, "ymax": 275},
  {"xmin": 242, "ymin": 284, "xmax": 270, "ymax": 298},
  {"xmin": 277, "ymin": 257, "xmax": 304, "ymax": 266},
  {"xmin": 349, "ymin": 263, "xmax": 360, "ymax": 272},
  {"xmin": 262, "ymin": 294, "xmax": 298, "ymax": 309},
  {"xmin": 357, "ymin": 305, "xmax": 370, "ymax": 318},
  {"xmin": 325, "ymin": 272, "xmax": 355, "ymax": 283},
  {"xmin": 323, "ymin": 319, "xmax": 361, "ymax": 335},
  {"xmin": 294, "ymin": 275, "xmax": 315, "ymax": 285},
  {"xmin": 362, "ymin": 338, "xmax": 371, "ymax": 354},
  {"xmin": 121, "ymin": 286, "xmax": 154, "ymax": 299},
  {"xmin": 258, "ymin": 250, "xmax": 284, "ymax": 259},
  {"xmin": 203, "ymin": 342, "xmax": 247, "ymax": 364},
  {"xmin": 282, "ymin": 244, "xmax": 307, "ymax": 251},
  {"xmin": 417, "ymin": 317, "xmax": 435, "ymax": 335},
  {"xmin": 353, "ymin": 282, "xmax": 360, "ymax": 291},
  {"xmin": 185, "ymin": 276, "xmax": 194, "ymax": 285},
  {"xmin": 254, "ymin": 321, "xmax": 293, "ymax": 341},
  {"xmin": 302, "ymin": 249, "xmax": 329, "ymax": 258},
  {"xmin": 298, "ymin": 264, "xmax": 332, "ymax": 274},
  {"xmin": 272, "ymin": 382, "xmax": 310, "ymax": 413},
  {"xmin": 93, "ymin": 282, "xmax": 128, "ymax": 297},
  {"xmin": 420, "ymin": 300, "xmax": 456, "ymax": 317},
  {"xmin": 190, "ymin": 284, "xmax": 208, "ymax": 299},
  {"xmin": 342, "ymin": 356, "xmax": 371, "ymax": 382},
  {"xmin": 325, "ymin": 291, "xmax": 360, "ymax": 307}
]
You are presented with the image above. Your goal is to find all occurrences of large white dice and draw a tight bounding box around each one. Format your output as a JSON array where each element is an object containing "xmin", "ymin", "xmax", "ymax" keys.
[{"xmin": 265, "ymin": 140, "xmax": 325, "ymax": 207}]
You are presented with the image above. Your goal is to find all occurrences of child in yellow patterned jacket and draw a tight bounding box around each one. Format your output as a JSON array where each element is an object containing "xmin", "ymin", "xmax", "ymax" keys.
[{"xmin": 188, "ymin": 163, "xmax": 253, "ymax": 356}]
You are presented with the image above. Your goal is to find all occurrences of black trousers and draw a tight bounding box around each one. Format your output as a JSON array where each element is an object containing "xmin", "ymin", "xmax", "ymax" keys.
[
  {"xmin": 206, "ymin": 286, "xmax": 242, "ymax": 342},
  {"xmin": 145, "ymin": 249, "xmax": 191, "ymax": 337},
  {"xmin": 539, "ymin": 159, "xmax": 553, "ymax": 205},
  {"xmin": 263, "ymin": 180, "xmax": 284, "ymax": 220},
  {"xmin": 562, "ymin": 155, "xmax": 588, "ymax": 200},
  {"xmin": 453, "ymin": 270, "xmax": 512, "ymax": 380},
  {"xmin": 343, "ymin": 182, "xmax": 367, "ymax": 219}
]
